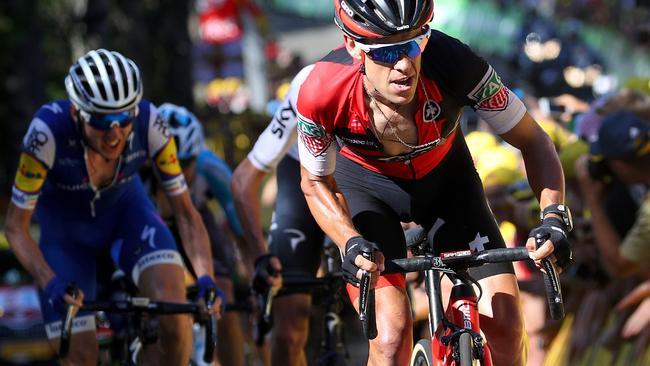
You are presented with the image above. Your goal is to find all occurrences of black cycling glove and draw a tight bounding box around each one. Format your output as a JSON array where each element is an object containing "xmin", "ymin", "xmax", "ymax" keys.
[
  {"xmin": 529, "ymin": 217, "xmax": 573, "ymax": 270},
  {"xmin": 252, "ymin": 254, "xmax": 279, "ymax": 294},
  {"xmin": 342, "ymin": 236, "xmax": 380, "ymax": 286}
]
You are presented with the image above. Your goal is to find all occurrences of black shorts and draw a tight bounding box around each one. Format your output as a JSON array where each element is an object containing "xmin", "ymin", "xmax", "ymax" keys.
[
  {"xmin": 334, "ymin": 134, "xmax": 513, "ymax": 280},
  {"xmin": 269, "ymin": 156, "xmax": 325, "ymax": 291}
]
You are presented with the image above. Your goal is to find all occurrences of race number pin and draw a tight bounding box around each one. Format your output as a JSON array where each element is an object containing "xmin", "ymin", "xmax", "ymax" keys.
[{"xmin": 423, "ymin": 100, "xmax": 440, "ymax": 122}]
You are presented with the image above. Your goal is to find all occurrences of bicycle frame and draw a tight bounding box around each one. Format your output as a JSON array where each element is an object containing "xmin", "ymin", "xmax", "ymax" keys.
[
  {"xmin": 361, "ymin": 227, "xmax": 564, "ymax": 366},
  {"xmin": 424, "ymin": 268, "xmax": 492, "ymax": 366}
]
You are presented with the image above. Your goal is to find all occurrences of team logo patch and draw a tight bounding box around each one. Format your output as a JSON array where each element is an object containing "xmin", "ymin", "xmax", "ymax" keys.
[
  {"xmin": 472, "ymin": 69, "xmax": 509, "ymax": 111},
  {"xmin": 155, "ymin": 140, "xmax": 182, "ymax": 176},
  {"xmin": 297, "ymin": 118, "xmax": 331, "ymax": 156},
  {"xmin": 14, "ymin": 153, "xmax": 47, "ymax": 193},
  {"xmin": 423, "ymin": 100, "xmax": 441, "ymax": 122}
]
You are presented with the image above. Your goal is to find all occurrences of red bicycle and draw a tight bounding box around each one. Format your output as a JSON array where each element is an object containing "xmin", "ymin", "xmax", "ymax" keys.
[{"xmin": 359, "ymin": 227, "xmax": 565, "ymax": 366}]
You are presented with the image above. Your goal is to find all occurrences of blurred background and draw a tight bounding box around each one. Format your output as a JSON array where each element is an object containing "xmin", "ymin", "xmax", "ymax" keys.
[{"xmin": 1, "ymin": 0, "xmax": 650, "ymax": 365}]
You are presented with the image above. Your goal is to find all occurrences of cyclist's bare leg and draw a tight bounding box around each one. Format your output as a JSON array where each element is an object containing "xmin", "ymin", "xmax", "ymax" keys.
[
  {"xmin": 215, "ymin": 276, "xmax": 245, "ymax": 366},
  {"xmin": 476, "ymin": 273, "xmax": 526, "ymax": 366},
  {"xmin": 271, "ymin": 293, "xmax": 312, "ymax": 366},
  {"xmin": 50, "ymin": 330, "xmax": 98, "ymax": 366},
  {"xmin": 138, "ymin": 263, "xmax": 192, "ymax": 366},
  {"xmin": 353, "ymin": 285, "xmax": 413, "ymax": 366}
]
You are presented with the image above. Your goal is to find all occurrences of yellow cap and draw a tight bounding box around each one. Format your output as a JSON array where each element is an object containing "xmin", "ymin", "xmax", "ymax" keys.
[
  {"xmin": 623, "ymin": 77, "xmax": 650, "ymax": 96},
  {"xmin": 483, "ymin": 166, "xmax": 524, "ymax": 189},
  {"xmin": 475, "ymin": 145, "xmax": 520, "ymax": 181},
  {"xmin": 465, "ymin": 131, "xmax": 498, "ymax": 162}
]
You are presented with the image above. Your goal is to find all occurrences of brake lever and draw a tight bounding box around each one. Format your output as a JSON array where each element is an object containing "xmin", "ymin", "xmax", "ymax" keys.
[{"xmin": 59, "ymin": 283, "xmax": 79, "ymax": 359}]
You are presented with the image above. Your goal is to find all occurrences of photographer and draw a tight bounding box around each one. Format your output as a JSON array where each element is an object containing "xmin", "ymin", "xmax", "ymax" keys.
[{"xmin": 575, "ymin": 111, "xmax": 650, "ymax": 278}]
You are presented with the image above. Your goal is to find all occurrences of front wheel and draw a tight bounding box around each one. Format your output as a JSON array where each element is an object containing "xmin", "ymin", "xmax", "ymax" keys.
[
  {"xmin": 458, "ymin": 332, "xmax": 476, "ymax": 366},
  {"xmin": 410, "ymin": 339, "xmax": 433, "ymax": 366}
]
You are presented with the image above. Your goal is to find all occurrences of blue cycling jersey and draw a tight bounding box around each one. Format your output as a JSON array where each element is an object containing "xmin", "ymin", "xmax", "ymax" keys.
[
  {"xmin": 12, "ymin": 100, "xmax": 187, "ymax": 219},
  {"xmin": 11, "ymin": 99, "xmax": 188, "ymax": 332}
]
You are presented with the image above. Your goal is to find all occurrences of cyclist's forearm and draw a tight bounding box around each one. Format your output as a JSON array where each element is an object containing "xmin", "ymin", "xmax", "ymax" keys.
[
  {"xmin": 5, "ymin": 206, "xmax": 55, "ymax": 288},
  {"xmin": 232, "ymin": 186, "xmax": 266, "ymax": 256},
  {"xmin": 300, "ymin": 168, "xmax": 359, "ymax": 250},
  {"xmin": 521, "ymin": 146, "xmax": 565, "ymax": 209},
  {"xmin": 502, "ymin": 113, "xmax": 565, "ymax": 207},
  {"xmin": 176, "ymin": 208, "xmax": 214, "ymax": 277},
  {"xmin": 231, "ymin": 159, "xmax": 268, "ymax": 262}
]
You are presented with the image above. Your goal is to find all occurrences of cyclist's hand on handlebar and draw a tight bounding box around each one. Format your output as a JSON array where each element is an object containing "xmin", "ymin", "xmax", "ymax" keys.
[
  {"xmin": 526, "ymin": 217, "xmax": 573, "ymax": 272},
  {"xmin": 44, "ymin": 276, "xmax": 84, "ymax": 314},
  {"xmin": 252, "ymin": 254, "xmax": 283, "ymax": 294},
  {"xmin": 342, "ymin": 236, "xmax": 384, "ymax": 287},
  {"xmin": 197, "ymin": 275, "xmax": 225, "ymax": 318}
]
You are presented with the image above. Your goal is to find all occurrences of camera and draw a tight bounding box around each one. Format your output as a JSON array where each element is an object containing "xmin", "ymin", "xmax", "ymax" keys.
[{"xmin": 587, "ymin": 155, "xmax": 614, "ymax": 183}]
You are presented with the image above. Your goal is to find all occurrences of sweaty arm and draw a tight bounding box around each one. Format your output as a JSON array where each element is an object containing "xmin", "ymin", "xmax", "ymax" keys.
[
  {"xmin": 299, "ymin": 168, "xmax": 360, "ymax": 248},
  {"xmin": 500, "ymin": 112, "xmax": 567, "ymax": 264}
]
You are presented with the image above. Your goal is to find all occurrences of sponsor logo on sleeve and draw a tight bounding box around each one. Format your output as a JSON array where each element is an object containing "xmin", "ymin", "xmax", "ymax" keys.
[
  {"xmin": 155, "ymin": 140, "xmax": 182, "ymax": 176},
  {"xmin": 271, "ymin": 104, "xmax": 296, "ymax": 139},
  {"xmin": 471, "ymin": 69, "xmax": 509, "ymax": 111},
  {"xmin": 14, "ymin": 153, "xmax": 47, "ymax": 193},
  {"xmin": 297, "ymin": 117, "xmax": 332, "ymax": 156},
  {"xmin": 25, "ymin": 125, "xmax": 50, "ymax": 155}
]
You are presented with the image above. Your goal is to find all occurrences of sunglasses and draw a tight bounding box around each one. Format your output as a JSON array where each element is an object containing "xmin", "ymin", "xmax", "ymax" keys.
[
  {"xmin": 356, "ymin": 26, "xmax": 431, "ymax": 64},
  {"xmin": 79, "ymin": 108, "xmax": 137, "ymax": 131}
]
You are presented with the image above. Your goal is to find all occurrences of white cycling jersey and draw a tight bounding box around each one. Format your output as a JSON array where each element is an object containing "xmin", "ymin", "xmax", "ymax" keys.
[{"xmin": 247, "ymin": 64, "xmax": 315, "ymax": 172}]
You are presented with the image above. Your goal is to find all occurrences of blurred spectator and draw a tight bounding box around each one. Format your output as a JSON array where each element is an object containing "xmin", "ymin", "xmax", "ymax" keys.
[
  {"xmin": 193, "ymin": 0, "xmax": 270, "ymax": 83},
  {"xmin": 575, "ymin": 111, "xmax": 650, "ymax": 278},
  {"xmin": 575, "ymin": 89, "xmax": 650, "ymax": 140}
]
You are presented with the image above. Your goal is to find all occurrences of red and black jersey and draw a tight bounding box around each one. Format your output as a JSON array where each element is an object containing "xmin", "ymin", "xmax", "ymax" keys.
[{"xmin": 297, "ymin": 29, "xmax": 525, "ymax": 179}]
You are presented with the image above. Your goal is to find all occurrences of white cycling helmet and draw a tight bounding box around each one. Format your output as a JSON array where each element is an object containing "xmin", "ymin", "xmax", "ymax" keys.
[
  {"xmin": 65, "ymin": 49, "xmax": 143, "ymax": 113},
  {"xmin": 158, "ymin": 103, "xmax": 204, "ymax": 160}
]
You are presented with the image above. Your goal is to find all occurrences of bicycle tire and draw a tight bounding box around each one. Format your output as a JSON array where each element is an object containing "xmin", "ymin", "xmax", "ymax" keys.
[
  {"xmin": 458, "ymin": 332, "xmax": 474, "ymax": 366},
  {"xmin": 409, "ymin": 339, "xmax": 433, "ymax": 366}
]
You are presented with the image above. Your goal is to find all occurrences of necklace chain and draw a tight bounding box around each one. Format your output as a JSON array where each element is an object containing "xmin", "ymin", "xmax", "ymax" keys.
[
  {"xmin": 364, "ymin": 82, "xmax": 420, "ymax": 149},
  {"xmin": 364, "ymin": 77, "xmax": 446, "ymax": 151}
]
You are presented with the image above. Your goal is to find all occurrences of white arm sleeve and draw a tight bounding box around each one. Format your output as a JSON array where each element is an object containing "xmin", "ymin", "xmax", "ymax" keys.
[
  {"xmin": 469, "ymin": 66, "xmax": 527, "ymax": 135},
  {"xmin": 248, "ymin": 64, "xmax": 315, "ymax": 171}
]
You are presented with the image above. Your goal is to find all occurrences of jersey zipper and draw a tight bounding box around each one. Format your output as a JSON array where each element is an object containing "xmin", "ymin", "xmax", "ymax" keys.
[
  {"xmin": 404, "ymin": 159, "xmax": 416, "ymax": 179},
  {"xmin": 84, "ymin": 146, "xmax": 124, "ymax": 218}
]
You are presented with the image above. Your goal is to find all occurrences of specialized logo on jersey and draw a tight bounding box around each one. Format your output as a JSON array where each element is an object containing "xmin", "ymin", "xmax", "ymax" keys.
[
  {"xmin": 14, "ymin": 153, "xmax": 47, "ymax": 193},
  {"xmin": 423, "ymin": 100, "xmax": 441, "ymax": 122},
  {"xmin": 297, "ymin": 117, "xmax": 331, "ymax": 156},
  {"xmin": 471, "ymin": 68, "xmax": 509, "ymax": 111},
  {"xmin": 155, "ymin": 140, "xmax": 182, "ymax": 176}
]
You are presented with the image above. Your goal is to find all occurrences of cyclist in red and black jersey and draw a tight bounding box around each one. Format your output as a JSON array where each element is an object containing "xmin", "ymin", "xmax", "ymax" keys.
[{"xmin": 296, "ymin": 1, "xmax": 573, "ymax": 365}]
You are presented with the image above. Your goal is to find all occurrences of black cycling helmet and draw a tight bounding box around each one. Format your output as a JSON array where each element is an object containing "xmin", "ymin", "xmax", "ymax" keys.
[{"xmin": 334, "ymin": 0, "xmax": 434, "ymax": 40}]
